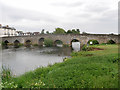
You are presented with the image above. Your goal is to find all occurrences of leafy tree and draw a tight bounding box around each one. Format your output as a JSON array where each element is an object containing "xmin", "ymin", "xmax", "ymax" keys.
[
  {"xmin": 44, "ymin": 39, "xmax": 53, "ymax": 47},
  {"xmin": 71, "ymin": 29, "xmax": 80, "ymax": 34},
  {"xmin": 46, "ymin": 31, "xmax": 49, "ymax": 34},
  {"xmin": 82, "ymin": 31, "xmax": 88, "ymax": 34},
  {"xmin": 66, "ymin": 30, "xmax": 73, "ymax": 34},
  {"xmin": 76, "ymin": 29, "xmax": 80, "ymax": 34},
  {"xmin": 54, "ymin": 28, "xmax": 66, "ymax": 34},
  {"xmin": 41, "ymin": 29, "xmax": 45, "ymax": 34}
]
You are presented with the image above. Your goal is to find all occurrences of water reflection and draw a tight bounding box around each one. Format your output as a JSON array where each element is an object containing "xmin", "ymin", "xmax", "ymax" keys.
[
  {"xmin": 2, "ymin": 46, "xmax": 72, "ymax": 76},
  {"xmin": 2, "ymin": 42, "xmax": 80, "ymax": 76}
]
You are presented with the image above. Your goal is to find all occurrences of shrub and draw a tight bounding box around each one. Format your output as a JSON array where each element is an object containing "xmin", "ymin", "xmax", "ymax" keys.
[
  {"xmin": 107, "ymin": 40, "xmax": 116, "ymax": 44},
  {"xmin": 81, "ymin": 45, "xmax": 93, "ymax": 51},
  {"xmin": 2, "ymin": 66, "xmax": 12, "ymax": 81},
  {"xmin": 63, "ymin": 44, "xmax": 69, "ymax": 47},
  {"xmin": 33, "ymin": 44, "xmax": 38, "ymax": 46},
  {"xmin": 88, "ymin": 40, "xmax": 99, "ymax": 45},
  {"xmin": 7, "ymin": 43, "xmax": 13, "ymax": 46},
  {"xmin": 44, "ymin": 39, "xmax": 53, "ymax": 47},
  {"xmin": 1, "ymin": 42, "xmax": 6, "ymax": 46}
]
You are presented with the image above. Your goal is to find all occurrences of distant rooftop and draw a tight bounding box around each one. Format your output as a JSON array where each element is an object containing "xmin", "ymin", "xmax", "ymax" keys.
[{"xmin": 0, "ymin": 24, "xmax": 16, "ymax": 30}]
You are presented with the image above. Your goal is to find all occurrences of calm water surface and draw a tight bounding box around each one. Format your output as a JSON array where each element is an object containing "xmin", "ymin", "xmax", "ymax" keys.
[{"xmin": 1, "ymin": 42, "xmax": 80, "ymax": 76}]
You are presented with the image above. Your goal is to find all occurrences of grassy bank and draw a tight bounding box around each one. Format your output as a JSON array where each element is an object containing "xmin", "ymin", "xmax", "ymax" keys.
[{"xmin": 2, "ymin": 44, "xmax": 119, "ymax": 88}]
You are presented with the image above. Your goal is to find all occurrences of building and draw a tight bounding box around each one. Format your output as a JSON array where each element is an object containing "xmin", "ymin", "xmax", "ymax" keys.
[
  {"xmin": 0, "ymin": 24, "xmax": 17, "ymax": 37},
  {"xmin": 33, "ymin": 32, "xmax": 40, "ymax": 35}
]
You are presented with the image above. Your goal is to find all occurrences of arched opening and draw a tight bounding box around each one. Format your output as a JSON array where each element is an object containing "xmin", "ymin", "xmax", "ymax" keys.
[
  {"xmin": 14, "ymin": 40, "xmax": 20, "ymax": 48},
  {"xmin": 87, "ymin": 40, "xmax": 99, "ymax": 45},
  {"xmin": 54, "ymin": 40, "xmax": 63, "ymax": 47},
  {"xmin": 71, "ymin": 39, "xmax": 80, "ymax": 51},
  {"xmin": 38, "ymin": 38, "xmax": 44, "ymax": 46},
  {"xmin": 25, "ymin": 40, "xmax": 32, "ymax": 47},
  {"xmin": 107, "ymin": 39, "xmax": 116, "ymax": 44},
  {"xmin": 4, "ymin": 40, "xmax": 9, "ymax": 46},
  {"xmin": 3, "ymin": 40, "xmax": 9, "ymax": 48}
]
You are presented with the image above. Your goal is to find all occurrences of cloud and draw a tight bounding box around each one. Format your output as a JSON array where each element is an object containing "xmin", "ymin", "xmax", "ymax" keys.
[
  {"xmin": 51, "ymin": 2, "xmax": 83, "ymax": 7},
  {"xmin": 0, "ymin": 0, "xmax": 118, "ymax": 34}
]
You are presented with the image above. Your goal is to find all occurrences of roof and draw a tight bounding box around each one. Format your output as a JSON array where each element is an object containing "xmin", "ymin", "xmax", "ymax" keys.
[{"xmin": 0, "ymin": 25, "xmax": 16, "ymax": 30}]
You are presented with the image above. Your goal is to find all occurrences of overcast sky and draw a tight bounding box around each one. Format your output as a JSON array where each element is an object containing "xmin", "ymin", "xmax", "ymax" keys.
[{"xmin": 0, "ymin": 0, "xmax": 118, "ymax": 34}]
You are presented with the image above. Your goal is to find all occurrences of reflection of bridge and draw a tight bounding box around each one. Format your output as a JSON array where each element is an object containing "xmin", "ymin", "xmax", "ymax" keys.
[{"xmin": 1, "ymin": 34, "xmax": 119, "ymax": 46}]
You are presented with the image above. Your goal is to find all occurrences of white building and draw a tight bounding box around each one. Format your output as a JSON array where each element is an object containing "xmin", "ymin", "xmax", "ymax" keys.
[{"xmin": 0, "ymin": 24, "xmax": 17, "ymax": 37}]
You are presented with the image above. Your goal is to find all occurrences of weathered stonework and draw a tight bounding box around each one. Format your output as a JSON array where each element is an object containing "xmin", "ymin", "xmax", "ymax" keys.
[{"xmin": 1, "ymin": 34, "xmax": 119, "ymax": 46}]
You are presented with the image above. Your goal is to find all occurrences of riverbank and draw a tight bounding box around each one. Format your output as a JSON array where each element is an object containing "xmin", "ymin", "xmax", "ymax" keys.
[{"xmin": 1, "ymin": 44, "xmax": 119, "ymax": 88}]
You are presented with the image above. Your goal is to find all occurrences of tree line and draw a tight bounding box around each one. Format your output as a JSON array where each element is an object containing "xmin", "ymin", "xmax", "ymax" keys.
[{"xmin": 41, "ymin": 28, "xmax": 81, "ymax": 34}]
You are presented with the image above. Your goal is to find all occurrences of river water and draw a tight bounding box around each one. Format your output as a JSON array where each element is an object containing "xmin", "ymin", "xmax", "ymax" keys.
[{"xmin": 1, "ymin": 42, "xmax": 80, "ymax": 76}]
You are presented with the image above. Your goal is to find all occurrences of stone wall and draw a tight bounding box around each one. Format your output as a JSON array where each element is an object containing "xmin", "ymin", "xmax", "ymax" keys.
[{"xmin": 1, "ymin": 34, "xmax": 119, "ymax": 46}]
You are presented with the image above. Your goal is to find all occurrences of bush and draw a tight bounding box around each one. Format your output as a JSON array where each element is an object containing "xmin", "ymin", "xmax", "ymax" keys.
[
  {"xmin": 63, "ymin": 44, "xmax": 69, "ymax": 47},
  {"xmin": 1, "ymin": 42, "xmax": 6, "ymax": 46},
  {"xmin": 44, "ymin": 39, "xmax": 53, "ymax": 47},
  {"xmin": 81, "ymin": 45, "xmax": 93, "ymax": 51},
  {"xmin": 107, "ymin": 40, "xmax": 116, "ymax": 44},
  {"xmin": 7, "ymin": 43, "xmax": 13, "ymax": 46},
  {"xmin": 2, "ymin": 66, "xmax": 12, "ymax": 81},
  {"xmin": 33, "ymin": 44, "xmax": 38, "ymax": 46},
  {"xmin": 88, "ymin": 40, "xmax": 99, "ymax": 45}
]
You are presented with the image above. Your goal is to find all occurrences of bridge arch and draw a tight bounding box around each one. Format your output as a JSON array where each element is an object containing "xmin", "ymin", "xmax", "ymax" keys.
[
  {"xmin": 38, "ymin": 38, "xmax": 44, "ymax": 46},
  {"xmin": 70, "ymin": 39, "xmax": 81, "ymax": 47},
  {"xmin": 70, "ymin": 39, "xmax": 80, "ymax": 46},
  {"xmin": 25, "ymin": 40, "xmax": 32, "ymax": 46},
  {"xmin": 87, "ymin": 39, "xmax": 99, "ymax": 45},
  {"xmin": 107, "ymin": 39, "xmax": 116, "ymax": 44},
  {"xmin": 14, "ymin": 40, "xmax": 20, "ymax": 48},
  {"xmin": 4, "ymin": 40, "xmax": 9, "ymax": 45},
  {"xmin": 54, "ymin": 40, "xmax": 63, "ymax": 46}
]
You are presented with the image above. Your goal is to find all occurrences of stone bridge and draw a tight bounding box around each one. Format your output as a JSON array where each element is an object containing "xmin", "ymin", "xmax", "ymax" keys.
[{"xmin": 1, "ymin": 34, "xmax": 119, "ymax": 46}]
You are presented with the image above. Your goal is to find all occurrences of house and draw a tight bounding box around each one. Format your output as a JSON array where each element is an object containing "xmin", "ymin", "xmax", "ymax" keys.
[
  {"xmin": 0, "ymin": 24, "xmax": 17, "ymax": 37},
  {"xmin": 33, "ymin": 32, "xmax": 40, "ymax": 35}
]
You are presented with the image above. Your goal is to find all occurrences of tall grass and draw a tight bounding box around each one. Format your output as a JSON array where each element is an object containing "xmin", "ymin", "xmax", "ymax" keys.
[{"xmin": 1, "ymin": 44, "xmax": 119, "ymax": 88}]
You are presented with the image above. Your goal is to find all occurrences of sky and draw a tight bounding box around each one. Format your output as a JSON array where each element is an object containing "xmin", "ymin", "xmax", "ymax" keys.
[{"xmin": 0, "ymin": 0, "xmax": 119, "ymax": 34}]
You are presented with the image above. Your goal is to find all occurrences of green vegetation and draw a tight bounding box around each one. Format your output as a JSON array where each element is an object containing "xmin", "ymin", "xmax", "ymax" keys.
[
  {"xmin": 52, "ymin": 28, "xmax": 80, "ymax": 34},
  {"xmin": 66, "ymin": 29, "xmax": 80, "ymax": 34},
  {"xmin": 53, "ymin": 28, "xmax": 66, "ymax": 34},
  {"xmin": 63, "ymin": 44, "xmax": 69, "ymax": 47},
  {"xmin": 33, "ymin": 44, "xmax": 38, "ymax": 46},
  {"xmin": 41, "ymin": 29, "xmax": 45, "ymax": 34},
  {"xmin": 2, "ymin": 45, "xmax": 118, "ymax": 88},
  {"xmin": 55, "ymin": 40, "xmax": 63, "ymax": 44},
  {"xmin": 44, "ymin": 39, "xmax": 53, "ymax": 47},
  {"xmin": 88, "ymin": 40, "xmax": 99, "ymax": 45},
  {"xmin": 107, "ymin": 39, "xmax": 116, "ymax": 44},
  {"xmin": 1, "ymin": 42, "xmax": 6, "ymax": 46},
  {"xmin": 46, "ymin": 31, "xmax": 49, "ymax": 34},
  {"xmin": 81, "ymin": 45, "xmax": 93, "ymax": 51},
  {"xmin": 1, "ymin": 66, "xmax": 18, "ymax": 88}
]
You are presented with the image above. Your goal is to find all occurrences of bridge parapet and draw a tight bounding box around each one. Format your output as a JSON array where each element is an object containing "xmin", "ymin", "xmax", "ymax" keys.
[{"xmin": 1, "ymin": 34, "xmax": 119, "ymax": 46}]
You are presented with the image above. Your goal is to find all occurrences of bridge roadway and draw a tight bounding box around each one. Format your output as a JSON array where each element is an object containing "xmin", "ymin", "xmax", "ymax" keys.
[{"xmin": 1, "ymin": 34, "xmax": 119, "ymax": 46}]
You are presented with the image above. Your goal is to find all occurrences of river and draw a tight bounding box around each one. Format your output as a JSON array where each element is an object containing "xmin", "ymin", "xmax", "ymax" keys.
[{"xmin": 1, "ymin": 42, "xmax": 80, "ymax": 76}]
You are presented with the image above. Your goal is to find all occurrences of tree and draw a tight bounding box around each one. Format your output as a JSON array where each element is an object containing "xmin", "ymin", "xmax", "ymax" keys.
[
  {"xmin": 46, "ymin": 31, "xmax": 49, "ymax": 34},
  {"xmin": 66, "ymin": 30, "xmax": 73, "ymax": 34},
  {"xmin": 71, "ymin": 29, "xmax": 80, "ymax": 34},
  {"xmin": 54, "ymin": 28, "xmax": 66, "ymax": 34},
  {"xmin": 72, "ymin": 29, "xmax": 77, "ymax": 34},
  {"xmin": 41, "ymin": 29, "xmax": 45, "ymax": 34},
  {"xmin": 82, "ymin": 31, "xmax": 87, "ymax": 34},
  {"xmin": 44, "ymin": 39, "xmax": 53, "ymax": 47},
  {"xmin": 76, "ymin": 29, "xmax": 80, "ymax": 34}
]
